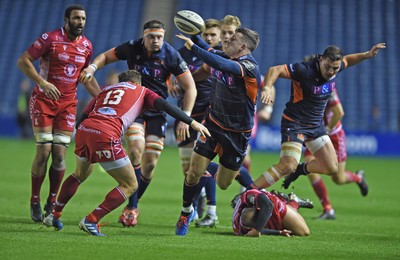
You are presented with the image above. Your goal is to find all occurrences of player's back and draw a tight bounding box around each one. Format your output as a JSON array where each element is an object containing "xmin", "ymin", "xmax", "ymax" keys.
[{"xmin": 85, "ymin": 82, "xmax": 149, "ymax": 137}]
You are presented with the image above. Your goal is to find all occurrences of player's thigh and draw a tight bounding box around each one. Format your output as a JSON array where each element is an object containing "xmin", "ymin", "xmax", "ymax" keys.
[
  {"xmin": 125, "ymin": 123, "xmax": 146, "ymax": 154},
  {"xmin": 283, "ymin": 206, "xmax": 310, "ymax": 236},
  {"xmin": 310, "ymin": 137, "xmax": 338, "ymax": 172}
]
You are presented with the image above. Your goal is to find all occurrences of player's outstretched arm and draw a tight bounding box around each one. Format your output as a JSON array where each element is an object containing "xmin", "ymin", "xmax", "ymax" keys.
[
  {"xmin": 344, "ymin": 42, "xmax": 386, "ymax": 67},
  {"xmin": 153, "ymin": 98, "xmax": 210, "ymax": 139},
  {"xmin": 79, "ymin": 48, "xmax": 119, "ymax": 83},
  {"xmin": 82, "ymin": 76, "xmax": 101, "ymax": 97}
]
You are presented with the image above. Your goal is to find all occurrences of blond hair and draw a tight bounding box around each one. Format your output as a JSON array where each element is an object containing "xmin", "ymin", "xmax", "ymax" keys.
[{"xmin": 220, "ymin": 15, "xmax": 241, "ymax": 27}]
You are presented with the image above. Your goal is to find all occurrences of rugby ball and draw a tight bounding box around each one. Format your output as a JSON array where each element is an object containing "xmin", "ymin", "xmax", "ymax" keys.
[{"xmin": 173, "ymin": 10, "xmax": 205, "ymax": 35}]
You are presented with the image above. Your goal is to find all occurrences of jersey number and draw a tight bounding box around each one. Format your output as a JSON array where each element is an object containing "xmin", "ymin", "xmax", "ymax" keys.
[{"xmin": 103, "ymin": 89, "xmax": 125, "ymax": 105}]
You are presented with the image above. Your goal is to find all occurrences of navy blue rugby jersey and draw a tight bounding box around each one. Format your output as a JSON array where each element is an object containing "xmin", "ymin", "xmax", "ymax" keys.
[
  {"xmin": 114, "ymin": 38, "xmax": 190, "ymax": 99},
  {"xmin": 178, "ymin": 47, "xmax": 212, "ymax": 115},
  {"xmin": 283, "ymin": 56, "xmax": 345, "ymax": 127},
  {"xmin": 208, "ymin": 53, "xmax": 261, "ymax": 132}
]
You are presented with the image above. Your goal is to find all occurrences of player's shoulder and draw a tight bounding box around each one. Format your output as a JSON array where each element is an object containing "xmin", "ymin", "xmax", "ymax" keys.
[
  {"xmin": 238, "ymin": 54, "xmax": 258, "ymax": 66},
  {"xmin": 77, "ymin": 35, "xmax": 92, "ymax": 50},
  {"xmin": 162, "ymin": 41, "xmax": 180, "ymax": 55},
  {"xmin": 288, "ymin": 60, "xmax": 316, "ymax": 76},
  {"xmin": 39, "ymin": 28, "xmax": 62, "ymax": 42},
  {"xmin": 127, "ymin": 38, "xmax": 142, "ymax": 47}
]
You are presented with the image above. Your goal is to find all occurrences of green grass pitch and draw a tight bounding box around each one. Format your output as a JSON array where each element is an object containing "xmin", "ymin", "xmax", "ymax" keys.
[{"xmin": 0, "ymin": 138, "xmax": 399, "ymax": 259}]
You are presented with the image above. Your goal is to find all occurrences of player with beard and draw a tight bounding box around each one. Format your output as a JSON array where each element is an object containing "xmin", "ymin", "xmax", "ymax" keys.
[{"xmin": 17, "ymin": 4, "xmax": 100, "ymax": 223}]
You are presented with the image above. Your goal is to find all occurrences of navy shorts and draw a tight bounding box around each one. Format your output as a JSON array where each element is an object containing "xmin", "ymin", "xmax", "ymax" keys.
[
  {"xmin": 194, "ymin": 118, "xmax": 251, "ymax": 171},
  {"xmin": 281, "ymin": 117, "xmax": 326, "ymax": 144},
  {"xmin": 135, "ymin": 110, "xmax": 168, "ymax": 137}
]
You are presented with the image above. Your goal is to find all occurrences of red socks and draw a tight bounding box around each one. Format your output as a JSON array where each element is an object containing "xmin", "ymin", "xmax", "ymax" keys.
[{"xmin": 87, "ymin": 187, "xmax": 127, "ymax": 223}]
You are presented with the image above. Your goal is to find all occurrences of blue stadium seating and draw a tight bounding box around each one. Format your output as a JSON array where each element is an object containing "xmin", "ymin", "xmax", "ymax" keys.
[
  {"xmin": 173, "ymin": 0, "xmax": 399, "ymax": 133},
  {"xmin": 0, "ymin": 0, "xmax": 398, "ymax": 135}
]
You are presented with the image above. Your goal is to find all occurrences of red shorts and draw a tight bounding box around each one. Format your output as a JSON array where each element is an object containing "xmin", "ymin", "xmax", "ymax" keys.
[
  {"xmin": 74, "ymin": 124, "xmax": 127, "ymax": 163},
  {"xmin": 304, "ymin": 128, "xmax": 347, "ymax": 162},
  {"xmin": 30, "ymin": 92, "xmax": 77, "ymax": 131}
]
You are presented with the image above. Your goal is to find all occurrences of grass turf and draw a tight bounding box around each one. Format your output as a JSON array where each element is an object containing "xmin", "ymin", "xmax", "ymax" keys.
[{"xmin": 0, "ymin": 138, "xmax": 399, "ymax": 259}]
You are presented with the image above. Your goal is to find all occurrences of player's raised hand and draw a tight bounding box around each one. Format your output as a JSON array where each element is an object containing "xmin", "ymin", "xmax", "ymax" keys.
[
  {"xmin": 368, "ymin": 43, "xmax": 386, "ymax": 58},
  {"xmin": 260, "ymin": 86, "xmax": 274, "ymax": 105},
  {"xmin": 176, "ymin": 34, "xmax": 194, "ymax": 50}
]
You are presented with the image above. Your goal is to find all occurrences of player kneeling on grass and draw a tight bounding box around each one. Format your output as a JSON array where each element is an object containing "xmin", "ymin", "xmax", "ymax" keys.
[
  {"xmin": 232, "ymin": 189, "xmax": 311, "ymax": 237},
  {"xmin": 43, "ymin": 70, "xmax": 210, "ymax": 236}
]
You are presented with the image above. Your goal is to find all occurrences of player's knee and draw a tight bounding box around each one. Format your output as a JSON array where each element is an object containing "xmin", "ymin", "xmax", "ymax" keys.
[
  {"xmin": 325, "ymin": 162, "xmax": 338, "ymax": 175},
  {"xmin": 53, "ymin": 133, "xmax": 71, "ymax": 148},
  {"xmin": 217, "ymin": 179, "xmax": 232, "ymax": 190},
  {"xmin": 145, "ymin": 136, "xmax": 164, "ymax": 156},
  {"xmin": 35, "ymin": 132, "xmax": 53, "ymax": 144},
  {"xmin": 126, "ymin": 179, "xmax": 138, "ymax": 196},
  {"xmin": 277, "ymin": 160, "xmax": 297, "ymax": 175},
  {"xmin": 143, "ymin": 160, "xmax": 157, "ymax": 174},
  {"xmin": 52, "ymin": 155, "xmax": 66, "ymax": 169},
  {"xmin": 331, "ymin": 171, "xmax": 345, "ymax": 184},
  {"xmin": 300, "ymin": 227, "xmax": 311, "ymax": 236},
  {"xmin": 128, "ymin": 147, "xmax": 143, "ymax": 162},
  {"xmin": 185, "ymin": 170, "xmax": 200, "ymax": 184}
]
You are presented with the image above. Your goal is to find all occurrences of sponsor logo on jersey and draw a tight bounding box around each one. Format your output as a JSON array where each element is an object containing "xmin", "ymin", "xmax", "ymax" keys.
[
  {"xmin": 313, "ymin": 82, "xmax": 335, "ymax": 95},
  {"xmin": 179, "ymin": 61, "xmax": 189, "ymax": 71},
  {"xmin": 66, "ymin": 114, "xmax": 76, "ymax": 120},
  {"xmin": 241, "ymin": 60, "xmax": 255, "ymax": 71},
  {"xmin": 64, "ymin": 64, "xmax": 78, "ymax": 77},
  {"xmin": 67, "ymin": 120, "xmax": 75, "ymax": 127},
  {"xmin": 33, "ymin": 40, "xmax": 42, "ymax": 49},
  {"xmin": 58, "ymin": 53, "xmax": 70, "ymax": 61},
  {"xmin": 210, "ymin": 67, "xmax": 236, "ymax": 87},
  {"xmin": 82, "ymin": 40, "xmax": 89, "ymax": 47},
  {"xmin": 98, "ymin": 107, "xmax": 117, "ymax": 115},
  {"xmin": 41, "ymin": 33, "xmax": 48, "ymax": 40},
  {"xmin": 77, "ymin": 47, "xmax": 86, "ymax": 53},
  {"xmin": 188, "ymin": 64, "xmax": 200, "ymax": 73},
  {"xmin": 75, "ymin": 56, "xmax": 85, "ymax": 63},
  {"xmin": 133, "ymin": 65, "xmax": 164, "ymax": 79}
]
